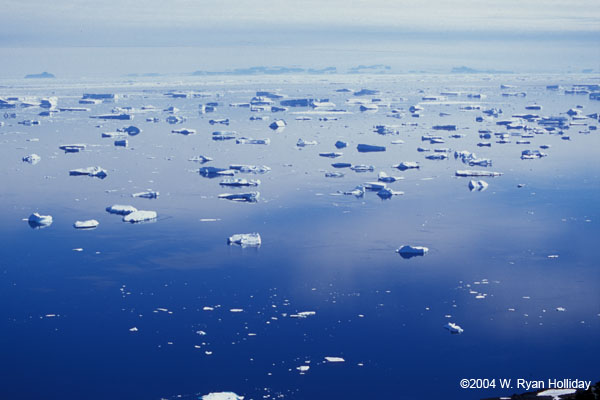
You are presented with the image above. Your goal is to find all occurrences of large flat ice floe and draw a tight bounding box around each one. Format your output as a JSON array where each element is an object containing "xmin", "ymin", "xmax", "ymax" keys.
[
  {"xmin": 455, "ymin": 170, "xmax": 503, "ymax": 177},
  {"xmin": 228, "ymin": 233, "xmax": 261, "ymax": 247},
  {"xmin": 69, "ymin": 166, "xmax": 107, "ymax": 179},
  {"xmin": 73, "ymin": 220, "xmax": 99, "ymax": 229},
  {"xmin": 201, "ymin": 393, "xmax": 244, "ymax": 400},
  {"xmin": 106, "ymin": 205, "xmax": 137, "ymax": 215},
  {"xmin": 122, "ymin": 210, "xmax": 157, "ymax": 223}
]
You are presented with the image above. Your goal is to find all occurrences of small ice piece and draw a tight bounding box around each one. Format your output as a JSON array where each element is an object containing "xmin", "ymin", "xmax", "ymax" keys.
[
  {"xmin": 393, "ymin": 162, "xmax": 420, "ymax": 170},
  {"xmin": 201, "ymin": 393, "xmax": 244, "ymax": 400},
  {"xmin": 297, "ymin": 138, "xmax": 318, "ymax": 147},
  {"xmin": 351, "ymin": 165, "xmax": 374, "ymax": 172},
  {"xmin": 228, "ymin": 233, "xmax": 261, "ymax": 247},
  {"xmin": 331, "ymin": 162, "xmax": 352, "ymax": 168},
  {"xmin": 230, "ymin": 309, "xmax": 244, "ymax": 313},
  {"xmin": 132, "ymin": 191, "xmax": 159, "ymax": 199},
  {"xmin": 236, "ymin": 137, "xmax": 270, "ymax": 145},
  {"xmin": 378, "ymin": 172, "xmax": 403, "ymax": 182},
  {"xmin": 335, "ymin": 140, "xmax": 348, "ymax": 149},
  {"xmin": 455, "ymin": 170, "xmax": 502, "ymax": 177},
  {"xmin": 218, "ymin": 192, "xmax": 260, "ymax": 203},
  {"xmin": 556, "ymin": 307, "xmax": 566, "ymax": 312},
  {"xmin": 364, "ymin": 182, "xmax": 387, "ymax": 191},
  {"xmin": 468, "ymin": 180, "xmax": 488, "ymax": 191},
  {"xmin": 22, "ymin": 154, "xmax": 41, "ymax": 165},
  {"xmin": 377, "ymin": 187, "xmax": 403, "ymax": 199},
  {"xmin": 59, "ymin": 144, "xmax": 86, "ymax": 153},
  {"xmin": 229, "ymin": 164, "xmax": 271, "ymax": 174},
  {"xmin": 319, "ymin": 152, "xmax": 343, "ymax": 158},
  {"xmin": 536, "ymin": 389, "xmax": 576, "ymax": 399},
  {"xmin": 172, "ymin": 128, "xmax": 196, "ymax": 135},
  {"xmin": 129, "ymin": 327, "xmax": 138, "ymax": 332},
  {"xmin": 426, "ymin": 153, "xmax": 448, "ymax": 160},
  {"xmin": 166, "ymin": 115, "xmax": 185, "ymax": 124},
  {"xmin": 468, "ymin": 158, "xmax": 492, "ymax": 167},
  {"xmin": 69, "ymin": 166, "xmax": 107, "ymax": 179},
  {"xmin": 123, "ymin": 210, "xmax": 157, "ymax": 223},
  {"xmin": 28, "ymin": 213, "xmax": 53, "ymax": 227},
  {"xmin": 269, "ymin": 120, "xmax": 286, "ymax": 130},
  {"xmin": 360, "ymin": 103, "xmax": 378, "ymax": 111},
  {"xmin": 325, "ymin": 171, "xmax": 344, "ymax": 178},
  {"xmin": 357, "ymin": 144, "xmax": 386, "ymax": 152},
  {"xmin": 199, "ymin": 167, "xmax": 235, "ymax": 177},
  {"xmin": 297, "ymin": 366, "xmax": 310, "ymax": 372},
  {"xmin": 102, "ymin": 132, "xmax": 126, "ymax": 138},
  {"xmin": 432, "ymin": 124, "xmax": 457, "ymax": 131},
  {"xmin": 341, "ymin": 186, "xmax": 365, "ymax": 197},
  {"xmin": 521, "ymin": 149, "xmax": 547, "ymax": 160},
  {"xmin": 106, "ymin": 205, "xmax": 137, "ymax": 215},
  {"xmin": 324, "ymin": 357, "xmax": 345, "ymax": 363},
  {"xmin": 396, "ymin": 245, "xmax": 429, "ymax": 258},
  {"xmin": 189, "ymin": 155, "xmax": 212, "ymax": 163},
  {"xmin": 444, "ymin": 322, "xmax": 464, "ymax": 334},
  {"xmin": 219, "ymin": 178, "xmax": 260, "ymax": 187},
  {"xmin": 73, "ymin": 219, "xmax": 99, "ymax": 229},
  {"xmin": 114, "ymin": 139, "xmax": 128, "ymax": 147},
  {"xmin": 209, "ymin": 118, "xmax": 229, "ymax": 125},
  {"xmin": 290, "ymin": 311, "xmax": 316, "ymax": 318}
]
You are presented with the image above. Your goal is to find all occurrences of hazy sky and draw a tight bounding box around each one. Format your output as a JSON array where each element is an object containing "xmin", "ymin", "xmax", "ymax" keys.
[{"xmin": 2, "ymin": 0, "xmax": 599, "ymax": 46}]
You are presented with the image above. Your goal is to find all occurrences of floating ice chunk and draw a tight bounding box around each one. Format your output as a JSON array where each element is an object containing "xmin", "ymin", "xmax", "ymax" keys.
[
  {"xmin": 324, "ymin": 357, "xmax": 345, "ymax": 363},
  {"xmin": 69, "ymin": 166, "xmax": 107, "ymax": 179},
  {"xmin": 335, "ymin": 140, "xmax": 348, "ymax": 149},
  {"xmin": 209, "ymin": 118, "xmax": 229, "ymax": 125},
  {"xmin": 319, "ymin": 152, "xmax": 343, "ymax": 158},
  {"xmin": 364, "ymin": 182, "xmax": 387, "ymax": 191},
  {"xmin": 269, "ymin": 120, "xmax": 286, "ymax": 130},
  {"xmin": 396, "ymin": 245, "xmax": 429, "ymax": 258},
  {"xmin": 123, "ymin": 210, "xmax": 157, "ymax": 223},
  {"xmin": 122, "ymin": 126, "xmax": 141, "ymax": 136},
  {"xmin": 218, "ymin": 192, "xmax": 259, "ymax": 203},
  {"xmin": 391, "ymin": 139, "xmax": 404, "ymax": 144},
  {"xmin": 228, "ymin": 233, "xmax": 261, "ymax": 247},
  {"xmin": 432, "ymin": 124, "xmax": 457, "ymax": 131},
  {"xmin": 469, "ymin": 158, "xmax": 492, "ymax": 167},
  {"xmin": 73, "ymin": 220, "xmax": 99, "ymax": 229},
  {"xmin": 341, "ymin": 186, "xmax": 365, "ymax": 197},
  {"xmin": 129, "ymin": 327, "xmax": 138, "ymax": 332},
  {"xmin": 444, "ymin": 322, "xmax": 464, "ymax": 334},
  {"xmin": 90, "ymin": 113, "xmax": 132, "ymax": 120},
  {"xmin": 468, "ymin": 180, "xmax": 488, "ymax": 191},
  {"xmin": 230, "ymin": 309, "xmax": 244, "ymax": 313},
  {"xmin": 556, "ymin": 307, "xmax": 566, "ymax": 312},
  {"xmin": 426, "ymin": 154, "xmax": 448, "ymax": 160},
  {"xmin": 172, "ymin": 128, "xmax": 196, "ymax": 135},
  {"xmin": 189, "ymin": 155, "xmax": 212, "ymax": 163},
  {"xmin": 114, "ymin": 139, "xmax": 128, "ymax": 147},
  {"xmin": 536, "ymin": 389, "xmax": 576, "ymax": 399},
  {"xmin": 28, "ymin": 213, "xmax": 53, "ymax": 227},
  {"xmin": 325, "ymin": 172, "xmax": 344, "ymax": 178},
  {"xmin": 359, "ymin": 104, "xmax": 378, "ymax": 112},
  {"xmin": 377, "ymin": 187, "xmax": 403, "ymax": 199},
  {"xmin": 297, "ymin": 138, "xmax": 318, "ymax": 147},
  {"xmin": 290, "ymin": 311, "xmax": 316, "ymax": 318},
  {"xmin": 378, "ymin": 172, "xmax": 403, "ymax": 182},
  {"xmin": 132, "ymin": 191, "xmax": 159, "ymax": 199},
  {"xmin": 521, "ymin": 150, "xmax": 547, "ymax": 160},
  {"xmin": 230, "ymin": 164, "xmax": 271, "ymax": 174},
  {"xmin": 102, "ymin": 132, "xmax": 126, "ymax": 138},
  {"xmin": 201, "ymin": 392, "xmax": 244, "ymax": 400},
  {"xmin": 220, "ymin": 178, "xmax": 260, "ymax": 187},
  {"xmin": 393, "ymin": 162, "xmax": 420, "ymax": 170},
  {"xmin": 236, "ymin": 137, "xmax": 270, "ymax": 145},
  {"xmin": 331, "ymin": 162, "xmax": 352, "ymax": 168},
  {"xmin": 106, "ymin": 205, "xmax": 137, "ymax": 215},
  {"xmin": 166, "ymin": 115, "xmax": 185, "ymax": 124},
  {"xmin": 297, "ymin": 366, "xmax": 310, "ymax": 372},
  {"xmin": 357, "ymin": 144, "xmax": 385, "ymax": 152},
  {"xmin": 59, "ymin": 144, "xmax": 86, "ymax": 153},
  {"xmin": 199, "ymin": 167, "xmax": 235, "ymax": 177},
  {"xmin": 455, "ymin": 170, "xmax": 502, "ymax": 177},
  {"xmin": 351, "ymin": 165, "xmax": 374, "ymax": 172},
  {"xmin": 22, "ymin": 154, "xmax": 41, "ymax": 165}
]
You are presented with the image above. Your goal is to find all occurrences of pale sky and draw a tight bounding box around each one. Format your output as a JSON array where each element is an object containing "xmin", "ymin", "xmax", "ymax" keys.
[{"xmin": 2, "ymin": 0, "xmax": 599, "ymax": 46}]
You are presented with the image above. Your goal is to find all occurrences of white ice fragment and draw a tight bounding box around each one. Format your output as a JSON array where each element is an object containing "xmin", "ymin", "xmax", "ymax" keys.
[
  {"xmin": 131, "ymin": 191, "xmax": 159, "ymax": 199},
  {"xmin": 219, "ymin": 178, "xmax": 260, "ymax": 187},
  {"xmin": 28, "ymin": 213, "xmax": 53, "ymax": 226},
  {"xmin": 22, "ymin": 154, "xmax": 41, "ymax": 165},
  {"xmin": 69, "ymin": 166, "xmax": 107, "ymax": 178},
  {"xmin": 129, "ymin": 327, "xmax": 138, "ymax": 332},
  {"xmin": 230, "ymin": 309, "xmax": 244, "ymax": 313},
  {"xmin": 444, "ymin": 322, "xmax": 464, "ymax": 334},
  {"xmin": 123, "ymin": 210, "xmax": 157, "ymax": 223},
  {"xmin": 290, "ymin": 311, "xmax": 316, "ymax": 318},
  {"xmin": 297, "ymin": 138, "xmax": 318, "ymax": 147},
  {"xmin": 172, "ymin": 128, "xmax": 196, "ymax": 135},
  {"xmin": 393, "ymin": 162, "xmax": 420, "ymax": 170},
  {"xmin": 468, "ymin": 180, "xmax": 488, "ymax": 191},
  {"xmin": 218, "ymin": 192, "xmax": 259, "ymax": 202},
  {"xmin": 201, "ymin": 392, "xmax": 244, "ymax": 400},
  {"xmin": 536, "ymin": 389, "xmax": 576, "ymax": 399},
  {"xmin": 455, "ymin": 170, "xmax": 502, "ymax": 177},
  {"xmin": 73, "ymin": 219, "xmax": 99, "ymax": 229},
  {"xmin": 106, "ymin": 205, "xmax": 137, "ymax": 215},
  {"xmin": 556, "ymin": 307, "xmax": 566, "ymax": 312},
  {"xmin": 228, "ymin": 233, "xmax": 261, "ymax": 247},
  {"xmin": 324, "ymin": 357, "xmax": 345, "ymax": 363},
  {"xmin": 396, "ymin": 245, "xmax": 428, "ymax": 256},
  {"xmin": 297, "ymin": 366, "xmax": 310, "ymax": 372}
]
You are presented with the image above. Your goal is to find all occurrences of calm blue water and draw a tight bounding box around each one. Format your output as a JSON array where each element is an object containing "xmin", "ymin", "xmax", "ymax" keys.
[{"xmin": 1, "ymin": 74, "xmax": 599, "ymax": 400}]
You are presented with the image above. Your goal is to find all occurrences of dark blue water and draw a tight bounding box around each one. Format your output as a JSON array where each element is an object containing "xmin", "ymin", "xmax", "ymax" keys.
[{"xmin": 1, "ymin": 74, "xmax": 599, "ymax": 400}]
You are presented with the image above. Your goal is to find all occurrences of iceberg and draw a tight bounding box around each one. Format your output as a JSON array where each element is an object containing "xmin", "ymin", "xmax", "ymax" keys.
[
  {"xmin": 69, "ymin": 166, "xmax": 107, "ymax": 179},
  {"xmin": 189, "ymin": 155, "xmax": 213, "ymax": 163},
  {"xmin": 132, "ymin": 191, "xmax": 159, "ymax": 199},
  {"xmin": 59, "ymin": 144, "xmax": 86, "ymax": 153},
  {"xmin": 377, "ymin": 187, "xmax": 403, "ymax": 199},
  {"xmin": 319, "ymin": 152, "xmax": 343, "ymax": 158},
  {"xmin": 218, "ymin": 192, "xmax": 260, "ymax": 203},
  {"xmin": 22, "ymin": 154, "xmax": 41, "ymax": 165},
  {"xmin": 123, "ymin": 210, "xmax": 157, "ymax": 223},
  {"xmin": 229, "ymin": 165, "xmax": 271, "ymax": 174},
  {"xmin": 73, "ymin": 220, "xmax": 99, "ymax": 229},
  {"xmin": 199, "ymin": 167, "xmax": 236, "ymax": 177},
  {"xmin": 236, "ymin": 137, "xmax": 270, "ymax": 145},
  {"xmin": 106, "ymin": 205, "xmax": 137, "ymax": 215},
  {"xmin": 455, "ymin": 170, "xmax": 502, "ymax": 177},
  {"xmin": 172, "ymin": 128, "xmax": 196, "ymax": 135},
  {"xmin": 393, "ymin": 162, "xmax": 420, "ymax": 170},
  {"xmin": 378, "ymin": 172, "xmax": 403, "ymax": 182},
  {"xmin": 444, "ymin": 322, "xmax": 464, "ymax": 334},
  {"xmin": 331, "ymin": 162, "xmax": 352, "ymax": 168},
  {"xmin": 90, "ymin": 113, "xmax": 132, "ymax": 120},
  {"xmin": 468, "ymin": 180, "xmax": 488, "ymax": 191},
  {"xmin": 201, "ymin": 392, "xmax": 244, "ymax": 400},
  {"xmin": 269, "ymin": 120, "xmax": 286, "ymax": 130},
  {"xmin": 228, "ymin": 233, "xmax": 261, "ymax": 247},
  {"xmin": 521, "ymin": 150, "xmax": 547, "ymax": 160},
  {"xmin": 209, "ymin": 118, "xmax": 229, "ymax": 125},
  {"xmin": 357, "ymin": 144, "xmax": 385, "ymax": 152},
  {"xmin": 396, "ymin": 245, "xmax": 429, "ymax": 258},
  {"xmin": 296, "ymin": 138, "xmax": 318, "ymax": 147},
  {"xmin": 28, "ymin": 213, "xmax": 53, "ymax": 227},
  {"xmin": 219, "ymin": 178, "xmax": 260, "ymax": 187},
  {"xmin": 335, "ymin": 140, "xmax": 348, "ymax": 148},
  {"xmin": 324, "ymin": 356, "xmax": 345, "ymax": 362},
  {"xmin": 325, "ymin": 172, "xmax": 344, "ymax": 178},
  {"xmin": 351, "ymin": 165, "xmax": 374, "ymax": 172}
]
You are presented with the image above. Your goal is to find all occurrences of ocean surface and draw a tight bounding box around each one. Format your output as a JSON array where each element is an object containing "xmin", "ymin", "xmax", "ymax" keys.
[{"xmin": 1, "ymin": 73, "xmax": 599, "ymax": 400}]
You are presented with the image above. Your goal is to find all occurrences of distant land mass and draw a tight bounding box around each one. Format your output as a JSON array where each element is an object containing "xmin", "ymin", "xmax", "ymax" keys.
[
  {"xmin": 191, "ymin": 65, "xmax": 394, "ymax": 76},
  {"xmin": 451, "ymin": 66, "xmax": 513, "ymax": 74},
  {"xmin": 24, "ymin": 71, "xmax": 55, "ymax": 79}
]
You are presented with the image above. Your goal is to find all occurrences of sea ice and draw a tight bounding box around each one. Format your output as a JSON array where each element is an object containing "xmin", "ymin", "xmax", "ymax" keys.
[
  {"xmin": 228, "ymin": 233, "xmax": 261, "ymax": 247},
  {"xmin": 123, "ymin": 210, "xmax": 157, "ymax": 223}
]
